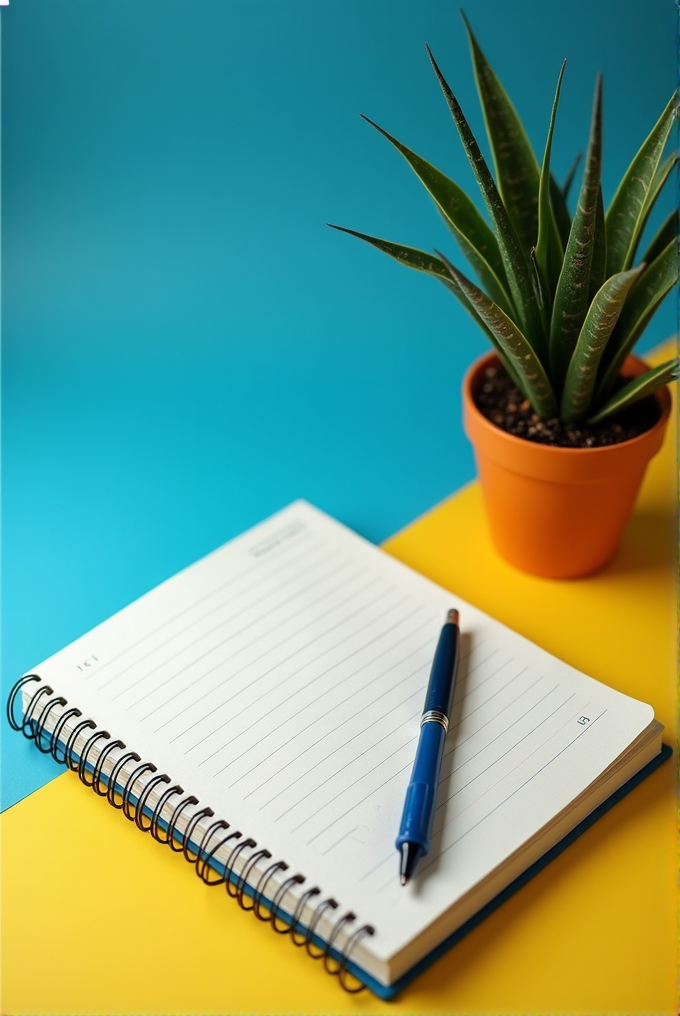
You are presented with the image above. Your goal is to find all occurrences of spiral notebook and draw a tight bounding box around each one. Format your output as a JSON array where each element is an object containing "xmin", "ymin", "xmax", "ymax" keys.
[{"xmin": 9, "ymin": 501, "xmax": 667, "ymax": 998}]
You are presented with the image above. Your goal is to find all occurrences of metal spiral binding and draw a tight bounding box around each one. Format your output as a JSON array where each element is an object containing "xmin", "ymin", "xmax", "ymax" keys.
[{"xmin": 7, "ymin": 674, "xmax": 375, "ymax": 993}]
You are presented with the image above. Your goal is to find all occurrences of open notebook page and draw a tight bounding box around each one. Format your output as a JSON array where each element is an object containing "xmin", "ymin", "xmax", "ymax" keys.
[{"xmin": 29, "ymin": 501, "xmax": 655, "ymax": 980}]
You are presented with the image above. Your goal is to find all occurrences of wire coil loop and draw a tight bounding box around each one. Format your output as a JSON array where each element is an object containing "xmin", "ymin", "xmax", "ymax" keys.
[
  {"xmin": 107, "ymin": 751, "xmax": 142, "ymax": 808},
  {"xmin": 33, "ymin": 695, "xmax": 68, "ymax": 752},
  {"xmin": 92, "ymin": 739, "xmax": 126, "ymax": 796},
  {"xmin": 235, "ymin": 848, "xmax": 272, "ymax": 910},
  {"xmin": 149, "ymin": 784, "xmax": 184, "ymax": 843},
  {"xmin": 289, "ymin": 886, "xmax": 322, "ymax": 946},
  {"xmin": 224, "ymin": 838, "xmax": 256, "ymax": 897},
  {"xmin": 182, "ymin": 807, "xmax": 215, "ymax": 863},
  {"xmin": 166, "ymin": 795, "xmax": 199, "ymax": 851},
  {"xmin": 78, "ymin": 729, "xmax": 111, "ymax": 785},
  {"xmin": 194, "ymin": 819, "xmax": 229, "ymax": 882},
  {"xmin": 323, "ymin": 911, "xmax": 356, "ymax": 973},
  {"xmin": 135, "ymin": 772, "xmax": 172, "ymax": 832},
  {"xmin": 51, "ymin": 708, "xmax": 83, "ymax": 763},
  {"xmin": 338, "ymin": 925, "xmax": 375, "ymax": 992},
  {"xmin": 196, "ymin": 827, "xmax": 242, "ymax": 886},
  {"xmin": 64, "ymin": 718, "xmax": 97, "ymax": 771},
  {"xmin": 270, "ymin": 873, "xmax": 305, "ymax": 933},
  {"xmin": 252, "ymin": 860, "xmax": 289, "ymax": 921},
  {"xmin": 22, "ymin": 682, "xmax": 55, "ymax": 737},
  {"xmin": 6, "ymin": 675, "xmax": 41, "ymax": 731},
  {"xmin": 305, "ymin": 898, "xmax": 339, "ymax": 958}
]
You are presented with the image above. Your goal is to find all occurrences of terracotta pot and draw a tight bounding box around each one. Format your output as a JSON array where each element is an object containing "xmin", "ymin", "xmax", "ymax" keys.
[{"xmin": 462, "ymin": 353, "xmax": 672, "ymax": 579}]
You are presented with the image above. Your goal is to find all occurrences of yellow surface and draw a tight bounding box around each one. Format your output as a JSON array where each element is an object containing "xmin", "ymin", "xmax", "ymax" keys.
[{"xmin": 2, "ymin": 344, "xmax": 677, "ymax": 1015}]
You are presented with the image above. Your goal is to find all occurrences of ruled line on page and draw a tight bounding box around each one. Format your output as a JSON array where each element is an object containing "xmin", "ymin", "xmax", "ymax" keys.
[
  {"xmin": 432, "ymin": 695, "xmax": 583, "ymax": 839},
  {"xmin": 271, "ymin": 704, "xmax": 421, "ymax": 820},
  {"xmin": 111, "ymin": 551, "xmax": 351, "ymax": 706},
  {"xmin": 303, "ymin": 676, "xmax": 574, "ymax": 848},
  {"xmin": 359, "ymin": 681, "xmax": 562, "ymax": 883},
  {"xmin": 376, "ymin": 705, "xmax": 607, "ymax": 896},
  {"xmin": 199, "ymin": 597, "xmax": 424, "ymax": 770},
  {"xmin": 291, "ymin": 657, "xmax": 530, "ymax": 836},
  {"xmin": 231, "ymin": 627, "xmax": 437, "ymax": 793},
  {"xmin": 89, "ymin": 525, "xmax": 319, "ymax": 685},
  {"xmin": 322, "ymin": 827, "xmax": 359, "ymax": 857},
  {"xmin": 266, "ymin": 687, "xmax": 424, "ymax": 815},
  {"xmin": 134, "ymin": 563, "xmax": 374, "ymax": 723},
  {"xmin": 180, "ymin": 588, "xmax": 412, "ymax": 759},
  {"xmin": 116, "ymin": 547, "xmax": 348, "ymax": 704},
  {"xmin": 151, "ymin": 572, "xmax": 386, "ymax": 738},
  {"xmin": 266, "ymin": 642, "xmax": 514, "ymax": 833},
  {"xmin": 435, "ymin": 706, "xmax": 607, "ymax": 854}
]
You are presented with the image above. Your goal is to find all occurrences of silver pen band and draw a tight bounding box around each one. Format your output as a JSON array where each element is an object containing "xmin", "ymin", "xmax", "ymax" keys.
[{"xmin": 420, "ymin": 709, "xmax": 449, "ymax": 733}]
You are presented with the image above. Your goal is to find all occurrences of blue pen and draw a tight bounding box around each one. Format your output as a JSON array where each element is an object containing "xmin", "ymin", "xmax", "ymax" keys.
[{"xmin": 396, "ymin": 608, "xmax": 460, "ymax": 885}]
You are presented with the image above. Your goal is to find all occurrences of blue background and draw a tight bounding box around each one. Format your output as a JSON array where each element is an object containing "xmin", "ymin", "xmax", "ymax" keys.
[{"xmin": 2, "ymin": 0, "xmax": 676, "ymax": 810}]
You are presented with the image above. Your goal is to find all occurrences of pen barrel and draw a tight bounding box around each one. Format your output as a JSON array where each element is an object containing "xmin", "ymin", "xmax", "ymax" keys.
[
  {"xmin": 395, "ymin": 722, "xmax": 446, "ymax": 853},
  {"xmin": 423, "ymin": 622, "xmax": 459, "ymax": 717}
]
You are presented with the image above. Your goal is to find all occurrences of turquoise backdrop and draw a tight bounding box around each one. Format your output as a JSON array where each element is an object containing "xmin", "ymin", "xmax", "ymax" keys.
[{"xmin": 2, "ymin": 0, "xmax": 676, "ymax": 810}]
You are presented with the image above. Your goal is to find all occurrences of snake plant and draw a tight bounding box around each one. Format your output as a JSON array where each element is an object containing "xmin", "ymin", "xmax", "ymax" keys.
[{"xmin": 330, "ymin": 17, "xmax": 679, "ymax": 426}]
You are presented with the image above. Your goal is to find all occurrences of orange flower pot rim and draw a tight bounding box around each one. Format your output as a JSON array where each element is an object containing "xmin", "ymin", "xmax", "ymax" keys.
[
  {"xmin": 463, "ymin": 353, "xmax": 671, "ymax": 485},
  {"xmin": 463, "ymin": 352, "xmax": 671, "ymax": 455}
]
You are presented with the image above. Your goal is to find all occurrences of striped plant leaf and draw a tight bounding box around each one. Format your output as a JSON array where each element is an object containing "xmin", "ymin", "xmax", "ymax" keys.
[
  {"xmin": 437, "ymin": 250, "xmax": 558, "ymax": 417},
  {"xmin": 461, "ymin": 13, "xmax": 539, "ymax": 254},
  {"xmin": 536, "ymin": 61, "xmax": 566, "ymax": 294},
  {"xmin": 605, "ymin": 93, "xmax": 676, "ymax": 275},
  {"xmin": 549, "ymin": 76, "xmax": 603, "ymax": 387},
  {"xmin": 548, "ymin": 156, "xmax": 581, "ymax": 251},
  {"xmin": 629, "ymin": 153, "xmax": 678, "ymax": 264},
  {"xmin": 359, "ymin": 115, "xmax": 512, "ymax": 314},
  {"xmin": 426, "ymin": 45, "xmax": 545, "ymax": 354},
  {"xmin": 560, "ymin": 153, "xmax": 582, "ymax": 200},
  {"xmin": 587, "ymin": 358, "xmax": 679, "ymax": 424},
  {"xmin": 588, "ymin": 185, "xmax": 606, "ymax": 303},
  {"xmin": 550, "ymin": 178, "xmax": 572, "ymax": 250},
  {"xmin": 327, "ymin": 222, "xmax": 460, "ymax": 285},
  {"xmin": 560, "ymin": 266, "xmax": 643, "ymax": 423},
  {"xmin": 639, "ymin": 208, "xmax": 678, "ymax": 268},
  {"xmin": 325, "ymin": 224, "xmax": 491, "ymax": 334},
  {"xmin": 326, "ymin": 223, "xmax": 528, "ymax": 390},
  {"xmin": 595, "ymin": 238, "xmax": 679, "ymax": 400},
  {"xmin": 530, "ymin": 247, "xmax": 550, "ymax": 338}
]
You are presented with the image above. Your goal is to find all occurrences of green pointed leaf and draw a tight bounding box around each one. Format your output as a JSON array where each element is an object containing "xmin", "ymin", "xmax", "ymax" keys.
[
  {"xmin": 327, "ymin": 222, "xmax": 457, "ymax": 283},
  {"xmin": 550, "ymin": 174, "xmax": 572, "ymax": 249},
  {"xmin": 587, "ymin": 358, "xmax": 678, "ymax": 424},
  {"xmin": 561, "ymin": 153, "xmax": 582, "ymax": 200},
  {"xmin": 548, "ymin": 155, "xmax": 581, "ymax": 251},
  {"xmin": 461, "ymin": 13, "xmax": 539, "ymax": 254},
  {"xmin": 359, "ymin": 114, "xmax": 513, "ymax": 314},
  {"xmin": 326, "ymin": 223, "xmax": 506, "ymax": 351},
  {"xmin": 536, "ymin": 62, "xmax": 566, "ymax": 294},
  {"xmin": 605, "ymin": 93, "xmax": 676, "ymax": 275},
  {"xmin": 426, "ymin": 45, "xmax": 545, "ymax": 354},
  {"xmin": 549, "ymin": 76, "xmax": 603, "ymax": 387},
  {"xmin": 530, "ymin": 246, "xmax": 550, "ymax": 338},
  {"xmin": 588, "ymin": 184, "xmax": 606, "ymax": 302},
  {"xmin": 561, "ymin": 266, "xmax": 643, "ymax": 423},
  {"xmin": 639, "ymin": 207, "xmax": 678, "ymax": 268},
  {"xmin": 595, "ymin": 238, "xmax": 679, "ymax": 400},
  {"xmin": 629, "ymin": 153, "xmax": 678, "ymax": 264},
  {"xmin": 437, "ymin": 250, "xmax": 558, "ymax": 417}
]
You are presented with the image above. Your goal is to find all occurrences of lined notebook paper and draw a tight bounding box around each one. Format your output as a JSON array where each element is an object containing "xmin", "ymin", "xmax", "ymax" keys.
[{"xmin": 23, "ymin": 501, "xmax": 661, "ymax": 988}]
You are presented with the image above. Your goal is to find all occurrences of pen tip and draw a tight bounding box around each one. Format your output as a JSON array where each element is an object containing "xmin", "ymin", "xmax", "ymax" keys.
[
  {"xmin": 400, "ymin": 874, "xmax": 409, "ymax": 887},
  {"xmin": 447, "ymin": 608, "xmax": 459, "ymax": 626}
]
